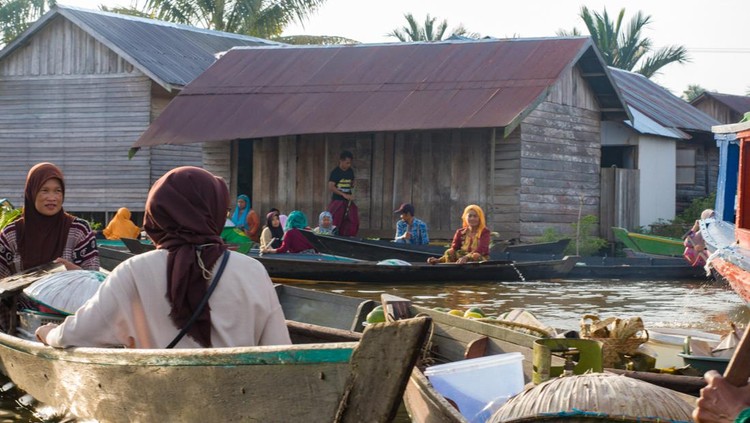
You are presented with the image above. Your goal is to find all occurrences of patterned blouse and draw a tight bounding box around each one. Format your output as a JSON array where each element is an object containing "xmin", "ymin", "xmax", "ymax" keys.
[{"xmin": 0, "ymin": 218, "xmax": 99, "ymax": 277}]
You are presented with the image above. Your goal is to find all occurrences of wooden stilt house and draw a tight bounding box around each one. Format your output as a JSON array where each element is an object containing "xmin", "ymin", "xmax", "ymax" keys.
[
  {"xmin": 135, "ymin": 38, "xmax": 631, "ymax": 241},
  {"xmin": 0, "ymin": 6, "xmax": 276, "ymax": 222}
]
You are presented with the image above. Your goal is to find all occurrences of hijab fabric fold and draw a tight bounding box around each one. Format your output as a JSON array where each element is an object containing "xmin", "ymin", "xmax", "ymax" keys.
[
  {"xmin": 102, "ymin": 207, "xmax": 140, "ymax": 240},
  {"xmin": 462, "ymin": 204, "xmax": 487, "ymax": 234},
  {"xmin": 144, "ymin": 166, "xmax": 229, "ymax": 348},
  {"xmin": 284, "ymin": 211, "xmax": 308, "ymax": 231},
  {"xmin": 231, "ymin": 194, "xmax": 251, "ymax": 230},
  {"xmin": 16, "ymin": 163, "xmax": 75, "ymax": 270},
  {"xmin": 266, "ymin": 211, "xmax": 284, "ymax": 249}
]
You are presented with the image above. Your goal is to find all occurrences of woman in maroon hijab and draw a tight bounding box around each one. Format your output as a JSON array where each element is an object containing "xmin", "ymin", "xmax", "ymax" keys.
[
  {"xmin": 36, "ymin": 166, "xmax": 290, "ymax": 349},
  {"xmin": 0, "ymin": 163, "xmax": 99, "ymax": 277}
]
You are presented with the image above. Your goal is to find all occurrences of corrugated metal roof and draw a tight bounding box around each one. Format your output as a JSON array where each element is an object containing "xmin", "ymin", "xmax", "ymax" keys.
[
  {"xmin": 135, "ymin": 37, "xmax": 628, "ymax": 147},
  {"xmin": 609, "ymin": 67, "xmax": 720, "ymax": 138},
  {"xmin": 696, "ymin": 92, "xmax": 750, "ymax": 116},
  {"xmin": 0, "ymin": 5, "xmax": 278, "ymax": 90}
]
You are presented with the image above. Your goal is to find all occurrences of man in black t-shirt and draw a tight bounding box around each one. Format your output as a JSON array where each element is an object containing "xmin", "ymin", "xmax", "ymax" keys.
[{"xmin": 327, "ymin": 151, "xmax": 359, "ymax": 236}]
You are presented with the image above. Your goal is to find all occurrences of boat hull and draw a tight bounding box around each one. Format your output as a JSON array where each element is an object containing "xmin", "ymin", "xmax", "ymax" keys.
[
  {"xmin": 612, "ymin": 227, "xmax": 684, "ymax": 256},
  {"xmin": 709, "ymin": 256, "xmax": 750, "ymax": 302}
]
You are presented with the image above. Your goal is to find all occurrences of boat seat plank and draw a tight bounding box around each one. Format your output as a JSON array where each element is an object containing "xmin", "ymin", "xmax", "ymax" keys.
[
  {"xmin": 276, "ymin": 285, "xmax": 376, "ymax": 332},
  {"xmin": 335, "ymin": 316, "xmax": 431, "ymax": 423}
]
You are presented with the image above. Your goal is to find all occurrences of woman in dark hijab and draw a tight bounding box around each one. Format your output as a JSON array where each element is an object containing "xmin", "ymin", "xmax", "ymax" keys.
[
  {"xmin": 0, "ymin": 162, "xmax": 99, "ymax": 277},
  {"xmin": 36, "ymin": 166, "xmax": 290, "ymax": 349},
  {"xmin": 260, "ymin": 211, "xmax": 284, "ymax": 250}
]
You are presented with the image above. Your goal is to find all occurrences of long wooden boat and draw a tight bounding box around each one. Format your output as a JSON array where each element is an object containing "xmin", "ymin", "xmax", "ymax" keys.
[
  {"xmin": 384, "ymin": 297, "xmax": 707, "ymax": 423},
  {"xmin": 0, "ymin": 271, "xmax": 430, "ymax": 422},
  {"xmin": 98, "ymin": 245, "xmax": 577, "ymax": 282},
  {"xmin": 612, "ymin": 227, "xmax": 684, "ymax": 257},
  {"xmin": 299, "ymin": 230, "xmax": 570, "ymax": 262},
  {"xmin": 566, "ymin": 255, "xmax": 708, "ymax": 280}
]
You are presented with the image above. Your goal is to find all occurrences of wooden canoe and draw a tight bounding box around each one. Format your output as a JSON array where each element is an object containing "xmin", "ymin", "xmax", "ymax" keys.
[
  {"xmin": 612, "ymin": 227, "xmax": 684, "ymax": 257},
  {"xmin": 0, "ymin": 273, "xmax": 430, "ymax": 422},
  {"xmin": 98, "ymin": 245, "xmax": 578, "ymax": 282},
  {"xmin": 299, "ymin": 230, "xmax": 570, "ymax": 262},
  {"xmin": 384, "ymin": 298, "xmax": 707, "ymax": 423}
]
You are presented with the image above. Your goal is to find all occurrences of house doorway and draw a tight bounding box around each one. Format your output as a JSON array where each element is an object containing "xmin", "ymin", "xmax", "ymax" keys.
[{"xmin": 237, "ymin": 140, "xmax": 253, "ymax": 201}]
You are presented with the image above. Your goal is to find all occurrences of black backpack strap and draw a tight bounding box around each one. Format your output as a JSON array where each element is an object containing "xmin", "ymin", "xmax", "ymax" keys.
[{"xmin": 166, "ymin": 250, "xmax": 230, "ymax": 349}]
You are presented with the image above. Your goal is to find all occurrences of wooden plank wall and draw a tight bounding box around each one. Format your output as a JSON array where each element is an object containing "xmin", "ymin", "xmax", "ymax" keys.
[
  {"xmin": 676, "ymin": 138, "xmax": 719, "ymax": 213},
  {"xmin": 0, "ymin": 16, "xmax": 175, "ymax": 214},
  {"xmin": 149, "ymin": 83, "xmax": 202, "ymax": 184},
  {"xmin": 599, "ymin": 167, "xmax": 639, "ymax": 238},
  {"xmin": 692, "ymin": 98, "xmax": 740, "ymax": 125},
  {"xmin": 0, "ymin": 74, "xmax": 152, "ymax": 212},
  {"xmin": 247, "ymin": 130, "xmax": 491, "ymax": 239},
  {"xmin": 515, "ymin": 65, "xmax": 602, "ymax": 241},
  {"xmin": 491, "ymin": 127, "xmax": 521, "ymax": 240},
  {"xmin": 0, "ymin": 16, "xmax": 134, "ymax": 76}
]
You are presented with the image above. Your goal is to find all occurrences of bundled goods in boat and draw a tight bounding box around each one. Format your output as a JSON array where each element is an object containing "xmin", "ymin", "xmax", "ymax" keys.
[
  {"xmin": 21, "ymin": 270, "xmax": 106, "ymax": 315},
  {"xmin": 489, "ymin": 373, "xmax": 695, "ymax": 422},
  {"xmin": 580, "ymin": 314, "xmax": 649, "ymax": 368}
]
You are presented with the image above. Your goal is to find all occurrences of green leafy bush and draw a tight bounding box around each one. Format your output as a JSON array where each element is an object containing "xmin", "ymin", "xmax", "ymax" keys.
[{"xmin": 565, "ymin": 215, "xmax": 608, "ymax": 256}]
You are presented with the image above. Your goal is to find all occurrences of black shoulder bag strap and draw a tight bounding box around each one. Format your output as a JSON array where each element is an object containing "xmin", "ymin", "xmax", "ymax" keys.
[{"xmin": 166, "ymin": 250, "xmax": 231, "ymax": 349}]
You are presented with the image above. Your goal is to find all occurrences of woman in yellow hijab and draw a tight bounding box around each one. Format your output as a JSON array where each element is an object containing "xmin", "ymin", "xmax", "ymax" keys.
[
  {"xmin": 427, "ymin": 205, "xmax": 491, "ymax": 264},
  {"xmin": 103, "ymin": 208, "xmax": 141, "ymax": 240}
]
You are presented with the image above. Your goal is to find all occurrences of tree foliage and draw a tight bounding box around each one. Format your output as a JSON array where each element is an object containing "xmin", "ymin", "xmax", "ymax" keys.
[
  {"xmin": 559, "ymin": 6, "xmax": 689, "ymax": 78},
  {"xmin": 143, "ymin": 0, "xmax": 327, "ymax": 39},
  {"xmin": 0, "ymin": 0, "xmax": 53, "ymax": 46},
  {"xmin": 387, "ymin": 13, "xmax": 479, "ymax": 42},
  {"xmin": 682, "ymin": 84, "xmax": 706, "ymax": 102}
]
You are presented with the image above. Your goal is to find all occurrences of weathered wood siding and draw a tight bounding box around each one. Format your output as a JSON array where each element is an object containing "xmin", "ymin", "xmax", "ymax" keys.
[
  {"xmin": 149, "ymin": 83, "xmax": 202, "ymax": 183},
  {"xmin": 0, "ymin": 16, "xmax": 201, "ymax": 214},
  {"xmin": 676, "ymin": 137, "xmax": 719, "ymax": 213},
  {"xmin": 511, "ymin": 66, "xmax": 602, "ymax": 241},
  {"xmin": 692, "ymin": 97, "xmax": 742, "ymax": 125},
  {"xmin": 247, "ymin": 130, "xmax": 491, "ymax": 239},
  {"xmin": 0, "ymin": 16, "xmax": 134, "ymax": 76},
  {"xmin": 600, "ymin": 167, "xmax": 639, "ymax": 239}
]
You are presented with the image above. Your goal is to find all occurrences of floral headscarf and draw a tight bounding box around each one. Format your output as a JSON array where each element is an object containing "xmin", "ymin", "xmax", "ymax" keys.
[{"xmin": 317, "ymin": 211, "xmax": 335, "ymax": 235}]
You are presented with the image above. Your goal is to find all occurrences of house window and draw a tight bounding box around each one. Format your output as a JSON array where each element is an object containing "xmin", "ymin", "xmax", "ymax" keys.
[{"xmin": 676, "ymin": 149, "xmax": 696, "ymax": 184}]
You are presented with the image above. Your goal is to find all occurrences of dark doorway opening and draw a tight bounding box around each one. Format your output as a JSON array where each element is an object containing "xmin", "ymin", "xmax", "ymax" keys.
[
  {"xmin": 601, "ymin": 146, "xmax": 636, "ymax": 169},
  {"xmin": 237, "ymin": 140, "xmax": 253, "ymax": 200}
]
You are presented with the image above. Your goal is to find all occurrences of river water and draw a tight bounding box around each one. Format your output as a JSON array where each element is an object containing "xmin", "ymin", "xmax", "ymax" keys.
[{"xmin": 1, "ymin": 276, "xmax": 747, "ymax": 421}]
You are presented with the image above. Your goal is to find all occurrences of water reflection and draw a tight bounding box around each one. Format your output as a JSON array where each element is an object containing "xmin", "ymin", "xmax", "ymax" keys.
[{"xmin": 290, "ymin": 277, "xmax": 750, "ymax": 332}]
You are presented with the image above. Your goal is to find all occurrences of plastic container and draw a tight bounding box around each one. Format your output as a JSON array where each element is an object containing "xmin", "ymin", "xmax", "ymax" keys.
[{"xmin": 424, "ymin": 352, "xmax": 524, "ymax": 423}]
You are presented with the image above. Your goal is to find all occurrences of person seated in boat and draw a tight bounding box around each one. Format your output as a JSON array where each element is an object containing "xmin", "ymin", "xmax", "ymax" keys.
[
  {"xmin": 393, "ymin": 203, "xmax": 429, "ymax": 245},
  {"xmin": 683, "ymin": 209, "xmax": 715, "ymax": 267},
  {"xmin": 427, "ymin": 204, "xmax": 490, "ymax": 264},
  {"xmin": 260, "ymin": 210, "xmax": 317, "ymax": 254},
  {"xmin": 102, "ymin": 207, "xmax": 141, "ymax": 241},
  {"xmin": 260, "ymin": 211, "xmax": 284, "ymax": 250},
  {"xmin": 693, "ymin": 370, "xmax": 750, "ymax": 422},
  {"xmin": 231, "ymin": 194, "xmax": 260, "ymax": 244},
  {"xmin": 0, "ymin": 162, "xmax": 99, "ymax": 278},
  {"xmin": 220, "ymin": 213, "xmax": 252, "ymax": 253},
  {"xmin": 35, "ymin": 166, "xmax": 291, "ymax": 349},
  {"xmin": 312, "ymin": 211, "xmax": 337, "ymax": 235}
]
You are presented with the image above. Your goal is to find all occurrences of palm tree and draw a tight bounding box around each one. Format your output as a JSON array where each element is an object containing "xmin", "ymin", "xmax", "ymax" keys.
[
  {"xmin": 561, "ymin": 7, "xmax": 689, "ymax": 78},
  {"xmin": 0, "ymin": 0, "xmax": 53, "ymax": 46},
  {"xmin": 143, "ymin": 0, "xmax": 327, "ymax": 39},
  {"xmin": 387, "ymin": 13, "xmax": 478, "ymax": 42}
]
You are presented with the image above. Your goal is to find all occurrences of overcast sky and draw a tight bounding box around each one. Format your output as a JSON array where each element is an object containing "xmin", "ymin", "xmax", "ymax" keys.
[{"xmin": 61, "ymin": 0, "xmax": 749, "ymax": 97}]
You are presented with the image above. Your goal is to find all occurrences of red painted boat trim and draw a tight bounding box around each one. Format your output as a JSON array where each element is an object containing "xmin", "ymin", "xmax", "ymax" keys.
[{"xmin": 711, "ymin": 257, "xmax": 750, "ymax": 302}]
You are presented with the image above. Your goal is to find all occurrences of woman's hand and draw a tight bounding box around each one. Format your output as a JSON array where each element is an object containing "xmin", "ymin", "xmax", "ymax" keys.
[
  {"xmin": 693, "ymin": 370, "xmax": 750, "ymax": 422},
  {"xmin": 35, "ymin": 323, "xmax": 58, "ymax": 345},
  {"xmin": 54, "ymin": 258, "xmax": 81, "ymax": 270},
  {"xmin": 456, "ymin": 256, "xmax": 470, "ymax": 264}
]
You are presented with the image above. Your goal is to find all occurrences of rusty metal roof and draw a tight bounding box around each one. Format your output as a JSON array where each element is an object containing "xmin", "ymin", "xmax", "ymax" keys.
[
  {"xmin": 135, "ymin": 37, "xmax": 627, "ymax": 147},
  {"xmin": 608, "ymin": 67, "xmax": 719, "ymax": 138}
]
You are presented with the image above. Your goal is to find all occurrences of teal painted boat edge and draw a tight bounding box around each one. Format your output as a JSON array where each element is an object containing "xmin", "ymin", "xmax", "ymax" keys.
[{"xmin": 0, "ymin": 333, "xmax": 355, "ymax": 366}]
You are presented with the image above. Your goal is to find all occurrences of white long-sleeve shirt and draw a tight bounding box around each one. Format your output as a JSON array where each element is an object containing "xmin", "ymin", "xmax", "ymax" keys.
[{"xmin": 46, "ymin": 249, "xmax": 291, "ymax": 349}]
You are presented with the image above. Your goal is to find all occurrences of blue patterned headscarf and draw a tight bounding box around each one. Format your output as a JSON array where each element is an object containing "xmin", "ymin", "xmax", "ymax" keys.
[
  {"xmin": 285, "ymin": 210, "xmax": 308, "ymax": 231},
  {"xmin": 317, "ymin": 211, "xmax": 335, "ymax": 235},
  {"xmin": 231, "ymin": 194, "xmax": 251, "ymax": 229}
]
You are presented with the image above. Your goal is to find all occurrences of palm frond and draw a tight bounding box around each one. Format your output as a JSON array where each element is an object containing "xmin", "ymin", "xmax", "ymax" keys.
[
  {"xmin": 635, "ymin": 45, "xmax": 690, "ymax": 78},
  {"xmin": 274, "ymin": 34, "xmax": 359, "ymax": 45}
]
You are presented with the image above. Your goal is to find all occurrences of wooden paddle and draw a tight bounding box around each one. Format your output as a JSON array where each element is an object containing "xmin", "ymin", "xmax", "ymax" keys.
[{"xmin": 724, "ymin": 325, "xmax": 750, "ymax": 387}]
